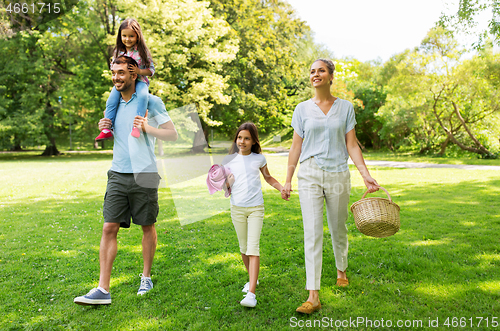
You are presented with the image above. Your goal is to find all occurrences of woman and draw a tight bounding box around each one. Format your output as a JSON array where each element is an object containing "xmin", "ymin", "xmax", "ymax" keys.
[{"xmin": 282, "ymin": 59, "xmax": 379, "ymax": 314}]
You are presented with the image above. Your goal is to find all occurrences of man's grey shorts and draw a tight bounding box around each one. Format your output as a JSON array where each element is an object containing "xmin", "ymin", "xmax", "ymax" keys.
[{"xmin": 103, "ymin": 170, "xmax": 160, "ymax": 228}]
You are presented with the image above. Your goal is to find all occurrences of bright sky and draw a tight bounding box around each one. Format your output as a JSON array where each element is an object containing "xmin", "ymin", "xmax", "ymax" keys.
[{"xmin": 285, "ymin": 0, "xmax": 486, "ymax": 62}]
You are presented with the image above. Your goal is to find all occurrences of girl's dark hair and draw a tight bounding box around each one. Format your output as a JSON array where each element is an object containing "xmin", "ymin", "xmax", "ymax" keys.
[
  {"xmin": 229, "ymin": 122, "xmax": 262, "ymax": 154},
  {"xmin": 311, "ymin": 58, "xmax": 335, "ymax": 85},
  {"xmin": 113, "ymin": 18, "xmax": 152, "ymax": 69}
]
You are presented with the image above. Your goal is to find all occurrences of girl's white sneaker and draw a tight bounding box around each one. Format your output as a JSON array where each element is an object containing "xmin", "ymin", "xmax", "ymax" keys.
[
  {"xmin": 242, "ymin": 280, "xmax": 259, "ymax": 293},
  {"xmin": 240, "ymin": 292, "xmax": 257, "ymax": 307}
]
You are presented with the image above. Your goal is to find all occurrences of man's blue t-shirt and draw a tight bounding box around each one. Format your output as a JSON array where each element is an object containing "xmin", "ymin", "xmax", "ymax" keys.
[{"xmin": 110, "ymin": 93, "xmax": 171, "ymax": 174}]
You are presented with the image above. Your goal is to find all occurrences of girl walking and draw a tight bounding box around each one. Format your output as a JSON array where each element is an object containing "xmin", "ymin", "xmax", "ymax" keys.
[
  {"xmin": 223, "ymin": 122, "xmax": 285, "ymax": 308},
  {"xmin": 283, "ymin": 59, "xmax": 379, "ymax": 314},
  {"xmin": 96, "ymin": 18, "xmax": 155, "ymax": 141}
]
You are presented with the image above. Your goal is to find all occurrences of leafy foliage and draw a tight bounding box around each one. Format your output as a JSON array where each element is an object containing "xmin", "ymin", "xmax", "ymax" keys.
[
  {"xmin": 123, "ymin": 0, "xmax": 239, "ymax": 125},
  {"xmin": 439, "ymin": 0, "xmax": 500, "ymax": 48},
  {"xmin": 0, "ymin": 0, "xmax": 240, "ymax": 152},
  {"xmin": 378, "ymin": 27, "xmax": 500, "ymax": 155},
  {"xmin": 209, "ymin": 0, "xmax": 313, "ymax": 135},
  {"xmin": 1, "ymin": 0, "xmax": 499, "ymax": 159}
]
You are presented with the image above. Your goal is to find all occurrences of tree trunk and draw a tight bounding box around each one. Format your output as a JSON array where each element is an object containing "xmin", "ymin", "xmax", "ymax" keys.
[
  {"xmin": 438, "ymin": 136, "xmax": 451, "ymax": 156},
  {"xmin": 41, "ymin": 139, "xmax": 61, "ymax": 156},
  {"xmin": 419, "ymin": 146, "xmax": 432, "ymax": 154},
  {"xmin": 41, "ymin": 89, "xmax": 61, "ymax": 156},
  {"xmin": 356, "ymin": 137, "xmax": 366, "ymax": 151},
  {"xmin": 93, "ymin": 140, "xmax": 106, "ymax": 149},
  {"xmin": 203, "ymin": 126, "xmax": 211, "ymax": 149},
  {"xmin": 10, "ymin": 144, "xmax": 22, "ymax": 151},
  {"xmin": 370, "ymin": 132, "xmax": 381, "ymax": 149},
  {"xmin": 431, "ymin": 98, "xmax": 489, "ymax": 156},
  {"xmin": 191, "ymin": 128, "xmax": 207, "ymax": 153},
  {"xmin": 190, "ymin": 112, "xmax": 208, "ymax": 153},
  {"xmin": 451, "ymin": 101, "xmax": 491, "ymax": 155}
]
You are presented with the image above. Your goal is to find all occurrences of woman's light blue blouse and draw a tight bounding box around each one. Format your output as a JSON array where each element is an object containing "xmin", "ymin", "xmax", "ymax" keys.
[{"xmin": 291, "ymin": 98, "xmax": 357, "ymax": 173}]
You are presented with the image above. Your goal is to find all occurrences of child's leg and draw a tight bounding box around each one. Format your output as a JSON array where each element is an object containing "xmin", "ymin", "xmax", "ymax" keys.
[
  {"xmin": 246, "ymin": 205, "xmax": 264, "ymax": 294},
  {"xmin": 130, "ymin": 81, "xmax": 149, "ymax": 138},
  {"xmin": 135, "ymin": 81, "xmax": 149, "ymax": 117},
  {"xmin": 241, "ymin": 254, "xmax": 250, "ymax": 273},
  {"xmin": 104, "ymin": 87, "xmax": 121, "ymax": 127},
  {"xmin": 248, "ymin": 256, "xmax": 260, "ymax": 294},
  {"xmin": 96, "ymin": 87, "xmax": 120, "ymax": 140}
]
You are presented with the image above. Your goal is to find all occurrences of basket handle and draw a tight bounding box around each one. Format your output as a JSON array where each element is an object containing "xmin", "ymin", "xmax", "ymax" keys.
[{"xmin": 361, "ymin": 186, "xmax": 392, "ymax": 203}]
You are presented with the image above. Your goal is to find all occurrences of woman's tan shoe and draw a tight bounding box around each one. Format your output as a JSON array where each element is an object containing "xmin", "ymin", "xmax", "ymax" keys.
[
  {"xmin": 336, "ymin": 278, "xmax": 349, "ymax": 287},
  {"xmin": 296, "ymin": 301, "xmax": 321, "ymax": 314}
]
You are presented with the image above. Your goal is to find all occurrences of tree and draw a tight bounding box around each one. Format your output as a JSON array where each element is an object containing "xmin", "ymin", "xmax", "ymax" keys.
[
  {"xmin": 0, "ymin": 0, "xmax": 115, "ymax": 154},
  {"xmin": 0, "ymin": 31, "xmax": 48, "ymax": 151},
  {"xmin": 208, "ymin": 0, "xmax": 312, "ymax": 136},
  {"xmin": 1, "ymin": 0, "xmax": 240, "ymax": 153},
  {"xmin": 0, "ymin": 0, "xmax": 79, "ymax": 37},
  {"xmin": 378, "ymin": 27, "xmax": 500, "ymax": 156},
  {"xmin": 338, "ymin": 59, "xmax": 386, "ymax": 149},
  {"xmin": 115, "ymin": 0, "xmax": 239, "ymax": 150},
  {"xmin": 439, "ymin": 0, "xmax": 500, "ymax": 48}
]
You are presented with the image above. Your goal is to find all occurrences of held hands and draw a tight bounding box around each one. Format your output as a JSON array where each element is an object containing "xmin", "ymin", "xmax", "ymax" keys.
[
  {"xmin": 133, "ymin": 110, "xmax": 149, "ymax": 133},
  {"xmin": 281, "ymin": 182, "xmax": 292, "ymax": 201},
  {"xmin": 363, "ymin": 175, "xmax": 380, "ymax": 193}
]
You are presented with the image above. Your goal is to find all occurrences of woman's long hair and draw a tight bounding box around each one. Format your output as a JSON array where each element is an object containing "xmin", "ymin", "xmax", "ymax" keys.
[
  {"xmin": 229, "ymin": 122, "xmax": 262, "ymax": 154},
  {"xmin": 113, "ymin": 18, "xmax": 152, "ymax": 68}
]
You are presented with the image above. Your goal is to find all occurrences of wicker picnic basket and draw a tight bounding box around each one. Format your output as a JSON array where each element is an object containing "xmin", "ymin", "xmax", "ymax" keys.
[{"xmin": 350, "ymin": 186, "xmax": 400, "ymax": 238}]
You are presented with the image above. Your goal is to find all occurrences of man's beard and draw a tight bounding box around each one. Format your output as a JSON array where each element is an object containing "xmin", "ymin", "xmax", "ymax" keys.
[{"xmin": 113, "ymin": 79, "xmax": 133, "ymax": 91}]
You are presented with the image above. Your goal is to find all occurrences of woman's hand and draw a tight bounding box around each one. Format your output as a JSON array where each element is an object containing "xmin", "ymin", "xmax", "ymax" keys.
[
  {"xmin": 282, "ymin": 182, "xmax": 292, "ymax": 201},
  {"xmin": 363, "ymin": 176, "xmax": 380, "ymax": 193},
  {"xmin": 128, "ymin": 64, "xmax": 140, "ymax": 75}
]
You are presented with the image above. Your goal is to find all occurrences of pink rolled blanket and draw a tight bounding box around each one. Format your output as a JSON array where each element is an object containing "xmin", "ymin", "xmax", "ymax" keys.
[{"xmin": 206, "ymin": 164, "xmax": 232, "ymax": 198}]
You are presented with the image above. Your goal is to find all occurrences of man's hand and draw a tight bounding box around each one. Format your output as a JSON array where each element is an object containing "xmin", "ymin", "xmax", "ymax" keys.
[
  {"xmin": 133, "ymin": 109, "xmax": 149, "ymax": 133},
  {"xmin": 99, "ymin": 118, "xmax": 112, "ymax": 131}
]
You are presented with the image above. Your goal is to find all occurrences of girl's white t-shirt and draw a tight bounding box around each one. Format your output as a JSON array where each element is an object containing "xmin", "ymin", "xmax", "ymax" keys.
[{"xmin": 223, "ymin": 152, "xmax": 267, "ymax": 207}]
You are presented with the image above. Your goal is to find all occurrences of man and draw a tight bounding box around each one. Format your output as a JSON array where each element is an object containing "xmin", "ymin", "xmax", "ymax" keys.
[{"xmin": 74, "ymin": 56, "xmax": 178, "ymax": 305}]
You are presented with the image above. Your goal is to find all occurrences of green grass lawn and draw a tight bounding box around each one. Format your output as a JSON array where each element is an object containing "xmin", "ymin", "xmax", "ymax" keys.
[
  {"xmin": 360, "ymin": 150, "xmax": 500, "ymax": 166},
  {"xmin": 1, "ymin": 152, "xmax": 499, "ymax": 330}
]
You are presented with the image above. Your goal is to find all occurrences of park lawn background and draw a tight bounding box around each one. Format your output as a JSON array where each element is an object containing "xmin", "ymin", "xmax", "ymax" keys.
[
  {"xmin": 259, "ymin": 129, "xmax": 500, "ymax": 167},
  {"xmin": 1, "ymin": 152, "xmax": 500, "ymax": 330}
]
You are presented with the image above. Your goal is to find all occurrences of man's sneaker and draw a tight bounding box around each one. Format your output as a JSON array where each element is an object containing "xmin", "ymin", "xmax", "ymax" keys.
[
  {"xmin": 95, "ymin": 130, "xmax": 113, "ymax": 141},
  {"xmin": 137, "ymin": 274, "xmax": 153, "ymax": 295},
  {"xmin": 74, "ymin": 288, "xmax": 111, "ymax": 305},
  {"xmin": 240, "ymin": 292, "xmax": 257, "ymax": 308},
  {"xmin": 242, "ymin": 280, "xmax": 259, "ymax": 293}
]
